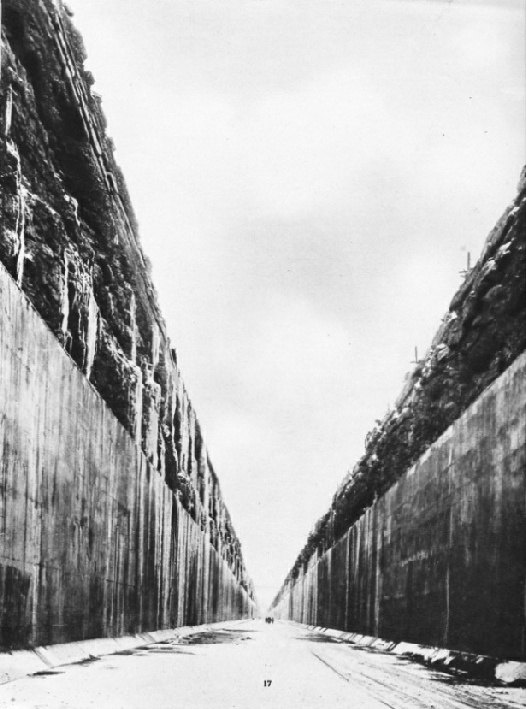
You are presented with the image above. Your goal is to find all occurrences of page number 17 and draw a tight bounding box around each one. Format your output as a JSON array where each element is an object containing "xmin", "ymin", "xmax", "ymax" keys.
[{"xmin": 264, "ymin": 680, "xmax": 272, "ymax": 687}]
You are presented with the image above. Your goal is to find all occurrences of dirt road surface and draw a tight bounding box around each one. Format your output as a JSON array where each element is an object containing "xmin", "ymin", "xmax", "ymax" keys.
[{"xmin": 0, "ymin": 621, "xmax": 524, "ymax": 708}]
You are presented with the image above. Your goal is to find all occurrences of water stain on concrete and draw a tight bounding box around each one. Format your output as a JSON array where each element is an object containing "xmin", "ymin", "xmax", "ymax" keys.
[{"xmin": 178, "ymin": 630, "xmax": 253, "ymax": 645}]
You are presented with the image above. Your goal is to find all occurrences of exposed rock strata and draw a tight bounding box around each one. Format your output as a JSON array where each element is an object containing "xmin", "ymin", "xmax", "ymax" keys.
[
  {"xmin": 279, "ymin": 171, "xmax": 525, "ymax": 581},
  {"xmin": 0, "ymin": 0, "xmax": 254, "ymax": 608}
]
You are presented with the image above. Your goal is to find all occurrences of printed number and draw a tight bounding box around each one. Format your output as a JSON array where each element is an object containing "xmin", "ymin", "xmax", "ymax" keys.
[{"xmin": 264, "ymin": 680, "xmax": 272, "ymax": 687}]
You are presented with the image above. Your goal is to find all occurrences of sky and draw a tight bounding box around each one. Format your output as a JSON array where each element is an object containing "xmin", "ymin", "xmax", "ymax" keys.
[{"xmin": 66, "ymin": 0, "xmax": 525, "ymax": 610}]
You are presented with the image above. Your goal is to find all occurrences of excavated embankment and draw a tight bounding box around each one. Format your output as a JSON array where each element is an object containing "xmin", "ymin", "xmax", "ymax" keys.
[
  {"xmin": 271, "ymin": 174, "xmax": 526, "ymax": 660},
  {"xmin": 0, "ymin": 0, "xmax": 256, "ymax": 649}
]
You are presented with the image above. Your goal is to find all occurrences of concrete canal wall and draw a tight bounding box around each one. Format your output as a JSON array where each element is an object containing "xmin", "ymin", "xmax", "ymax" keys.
[
  {"xmin": 0, "ymin": 260, "xmax": 256, "ymax": 648},
  {"xmin": 271, "ymin": 352, "xmax": 525, "ymax": 659}
]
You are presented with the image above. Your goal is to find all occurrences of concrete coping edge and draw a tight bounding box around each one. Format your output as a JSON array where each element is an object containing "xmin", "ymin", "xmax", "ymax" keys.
[
  {"xmin": 290, "ymin": 620, "xmax": 526, "ymax": 686},
  {"xmin": 0, "ymin": 620, "xmax": 247, "ymax": 686}
]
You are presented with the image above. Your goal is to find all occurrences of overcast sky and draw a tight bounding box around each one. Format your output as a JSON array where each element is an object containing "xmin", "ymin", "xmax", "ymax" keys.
[{"xmin": 66, "ymin": 0, "xmax": 524, "ymax": 609}]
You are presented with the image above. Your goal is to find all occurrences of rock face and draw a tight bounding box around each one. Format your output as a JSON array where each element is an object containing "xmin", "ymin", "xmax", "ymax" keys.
[
  {"xmin": 271, "ymin": 175, "xmax": 525, "ymax": 657},
  {"xmin": 0, "ymin": 0, "xmax": 257, "ymax": 648},
  {"xmin": 280, "ymin": 169, "xmax": 526, "ymax": 577}
]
